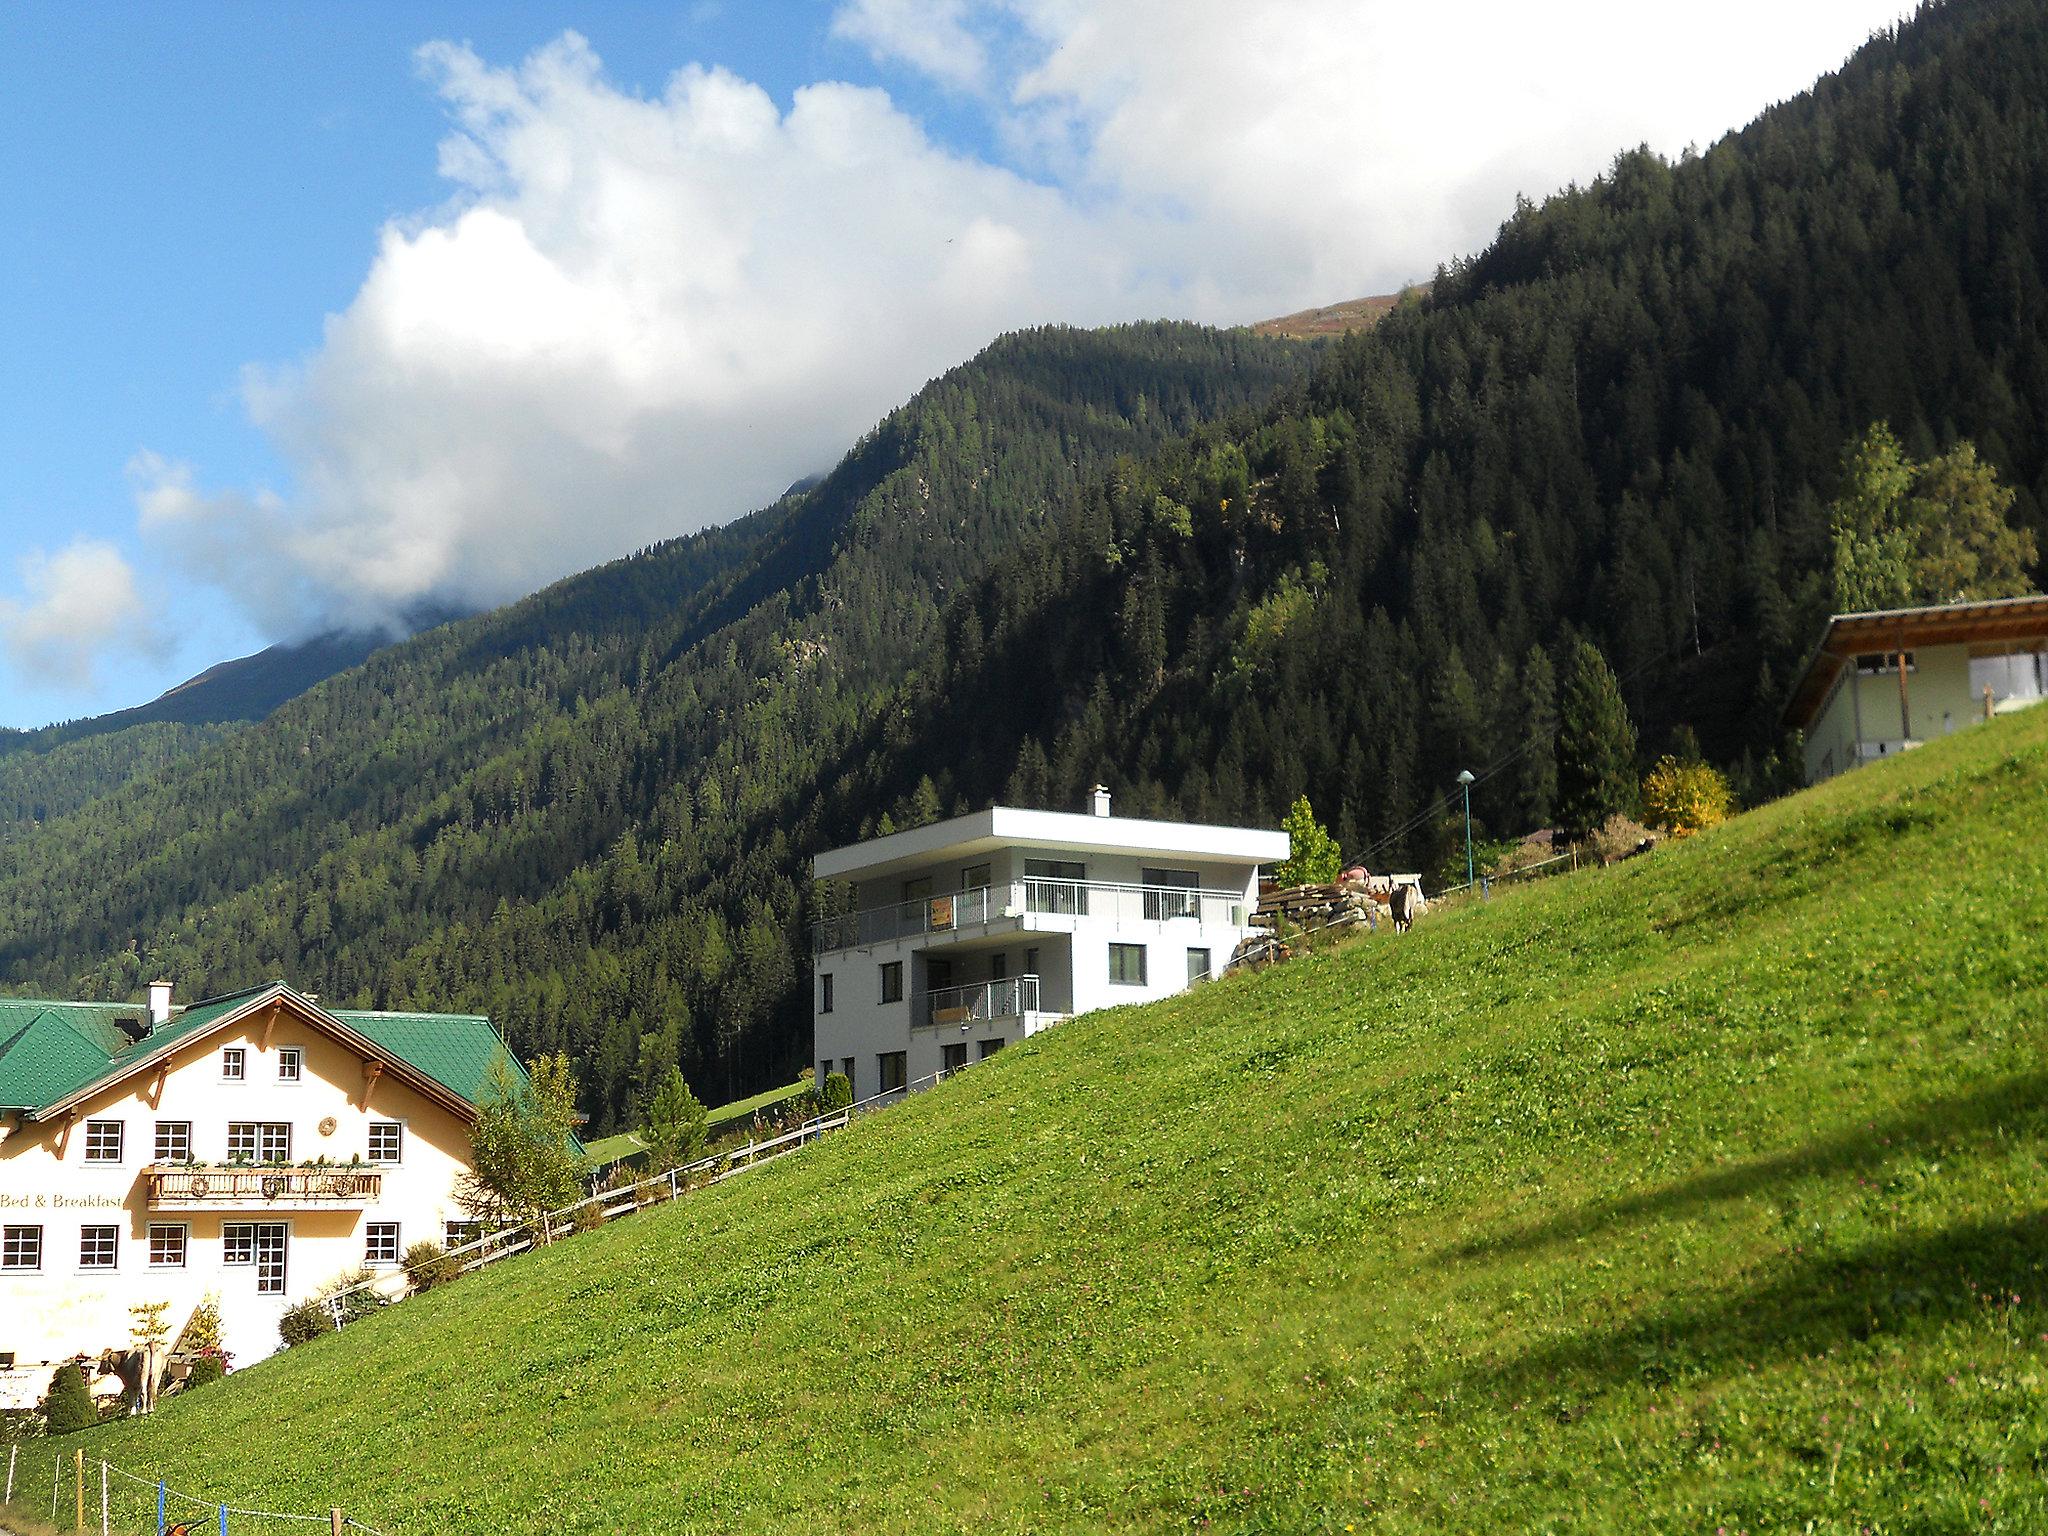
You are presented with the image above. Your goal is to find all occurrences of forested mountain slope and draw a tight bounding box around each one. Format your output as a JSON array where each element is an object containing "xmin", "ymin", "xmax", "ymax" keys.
[
  {"xmin": 0, "ymin": 324, "xmax": 1307, "ymax": 1117},
  {"xmin": 811, "ymin": 0, "xmax": 2048, "ymax": 872},
  {"xmin": 39, "ymin": 703, "xmax": 2048, "ymax": 1533}
]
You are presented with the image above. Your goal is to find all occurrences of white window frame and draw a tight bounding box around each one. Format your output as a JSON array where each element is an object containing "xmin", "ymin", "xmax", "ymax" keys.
[
  {"xmin": 153, "ymin": 1120, "xmax": 192, "ymax": 1163},
  {"xmin": 221, "ymin": 1047, "xmax": 246, "ymax": 1082},
  {"xmin": 222, "ymin": 1224, "xmax": 255, "ymax": 1265},
  {"xmin": 364, "ymin": 1221, "xmax": 401, "ymax": 1266},
  {"xmin": 1, "ymin": 1224, "xmax": 42, "ymax": 1271},
  {"xmin": 367, "ymin": 1120, "xmax": 404, "ymax": 1165},
  {"xmin": 443, "ymin": 1220, "xmax": 483, "ymax": 1250},
  {"xmin": 82, "ymin": 1119, "xmax": 125, "ymax": 1164},
  {"xmin": 1109, "ymin": 942, "xmax": 1149, "ymax": 986},
  {"xmin": 148, "ymin": 1223, "xmax": 188, "ymax": 1268},
  {"xmin": 228, "ymin": 1121, "xmax": 292, "ymax": 1164},
  {"xmin": 78, "ymin": 1224, "xmax": 119, "ymax": 1271},
  {"xmin": 276, "ymin": 1047, "xmax": 303, "ymax": 1083}
]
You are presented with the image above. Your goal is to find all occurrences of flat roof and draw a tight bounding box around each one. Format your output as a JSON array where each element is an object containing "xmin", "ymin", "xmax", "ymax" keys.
[
  {"xmin": 1782, "ymin": 592, "xmax": 2048, "ymax": 729},
  {"xmin": 814, "ymin": 806, "xmax": 1289, "ymax": 882}
]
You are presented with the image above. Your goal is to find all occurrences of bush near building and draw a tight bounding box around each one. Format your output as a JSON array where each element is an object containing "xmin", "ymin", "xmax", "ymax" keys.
[{"xmin": 1641, "ymin": 756, "xmax": 1734, "ymax": 836}]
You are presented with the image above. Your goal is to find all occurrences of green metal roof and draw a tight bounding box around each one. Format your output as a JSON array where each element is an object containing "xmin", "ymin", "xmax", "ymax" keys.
[{"xmin": 0, "ymin": 983, "xmax": 522, "ymax": 1121}]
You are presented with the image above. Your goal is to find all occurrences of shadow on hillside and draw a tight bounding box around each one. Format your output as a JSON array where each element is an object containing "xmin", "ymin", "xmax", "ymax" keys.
[
  {"xmin": 1463, "ymin": 1207, "xmax": 2048, "ymax": 1402},
  {"xmin": 1452, "ymin": 1071, "xmax": 2048, "ymax": 1263}
]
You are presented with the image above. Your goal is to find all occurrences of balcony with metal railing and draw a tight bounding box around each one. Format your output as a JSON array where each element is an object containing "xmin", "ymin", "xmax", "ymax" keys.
[
  {"xmin": 916, "ymin": 974, "xmax": 1055, "ymax": 1029},
  {"xmin": 810, "ymin": 877, "xmax": 1248, "ymax": 955}
]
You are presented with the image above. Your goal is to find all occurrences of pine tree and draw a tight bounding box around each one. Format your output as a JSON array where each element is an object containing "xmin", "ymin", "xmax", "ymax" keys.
[
  {"xmin": 642, "ymin": 1066, "xmax": 707, "ymax": 1172},
  {"xmin": 1517, "ymin": 645, "xmax": 1559, "ymax": 831},
  {"xmin": 1556, "ymin": 639, "xmax": 1639, "ymax": 835}
]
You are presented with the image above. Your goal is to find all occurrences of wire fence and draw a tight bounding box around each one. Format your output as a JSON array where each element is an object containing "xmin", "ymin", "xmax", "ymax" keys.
[{"xmin": 1, "ymin": 1438, "xmax": 387, "ymax": 1535}]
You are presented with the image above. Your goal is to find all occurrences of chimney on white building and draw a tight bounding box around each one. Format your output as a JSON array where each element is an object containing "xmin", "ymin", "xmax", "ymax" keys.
[
  {"xmin": 147, "ymin": 980, "xmax": 173, "ymax": 1030},
  {"xmin": 1087, "ymin": 784, "xmax": 1112, "ymax": 817}
]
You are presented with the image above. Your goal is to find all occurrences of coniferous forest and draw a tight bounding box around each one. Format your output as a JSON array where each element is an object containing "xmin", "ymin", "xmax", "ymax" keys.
[{"xmin": 3, "ymin": 0, "xmax": 2045, "ymax": 1129}]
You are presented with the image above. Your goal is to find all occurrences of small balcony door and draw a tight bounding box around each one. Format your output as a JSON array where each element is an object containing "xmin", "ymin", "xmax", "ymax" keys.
[{"xmin": 255, "ymin": 1222, "xmax": 289, "ymax": 1296}]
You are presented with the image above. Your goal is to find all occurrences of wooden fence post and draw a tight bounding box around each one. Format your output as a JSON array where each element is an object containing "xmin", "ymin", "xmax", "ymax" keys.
[
  {"xmin": 74, "ymin": 1447, "xmax": 83, "ymax": 1532},
  {"xmin": 332, "ymin": 1508, "xmax": 344, "ymax": 1536},
  {"xmin": 6, "ymin": 1440, "xmax": 16, "ymax": 1503}
]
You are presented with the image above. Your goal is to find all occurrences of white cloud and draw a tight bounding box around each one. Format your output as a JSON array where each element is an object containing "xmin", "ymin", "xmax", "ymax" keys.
[
  {"xmin": 0, "ymin": 539, "xmax": 169, "ymax": 691},
  {"xmin": 118, "ymin": 4, "xmax": 1909, "ymax": 647},
  {"xmin": 831, "ymin": 0, "xmax": 990, "ymax": 91}
]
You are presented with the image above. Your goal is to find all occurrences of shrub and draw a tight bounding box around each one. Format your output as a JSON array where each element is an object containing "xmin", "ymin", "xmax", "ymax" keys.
[
  {"xmin": 572, "ymin": 1195, "xmax": 609, "ymax": 1234},
  {"xmin": 1642, "ymin": 756, "xmax": 1734, "ymax": 836},
  {"xmin": 278, "ymin": 1299, "xmax": 335, "ymax": 1348},
  {"xmin": 321, "ymin": 1265, "xmax": 388, "ymax": 1326},
  {"xmin": 183, "ymin": 1354, "xmax": 227, "ymax": 1391},
  {"xmin": 43, "ymin": 1362, "xmax": 96, "ymax": 1434},
  {"xmin": 1590, "ymin": 812, "xmax": 1656, "ymax": 865},
  {"xmin": 402, "ymin": 1240, "xmax": 464, "ymax": 1296},
  {"xmin": 821, "ymin": 1072, "xmax": 853, "ymax": 1113}
]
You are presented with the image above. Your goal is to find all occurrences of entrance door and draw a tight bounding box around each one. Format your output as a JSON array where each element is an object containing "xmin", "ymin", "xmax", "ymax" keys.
[{"xmin": 255, "ymin": 1223, "xmax": 289, "ymax": 1296}]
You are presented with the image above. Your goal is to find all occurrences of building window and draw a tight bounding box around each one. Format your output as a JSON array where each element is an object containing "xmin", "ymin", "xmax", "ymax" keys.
[
  {"xmin": 818, "ymin": 1060, "xmax": 832, "ymax": 1086},
  {"xmin": 83, "ymin": 1120, "xmax": 124, "ymax": 1164},
  {"xmin": 900, "ymin": 876, "xmax": 933, "ymax": 902},
  {"xmin": 277, "ymin": 1048, "xmax": 302, "ymax": 1082},
  {"xmin": 961, "ymin": 862, "xmax": 991, "ymax": 890},
  {"xmin": 1187, "ymin": 948, "xmax": 1212, "ymax": 985},
  {"xmin": 221, "ymin": 1048, "xmax": 245, "ymax": 1081},
  {"xmin": 222, "ymin": 1224, "xmax": 255, "ymax": 1265},
  {"xmin": 1109, "ymin": 943, "xmax": 1148, "ymax": 986},
  {"xmin": 879, "ymin": 961, "xmax": 903, "ymax": 1004},
  {"xmin": 1024, "ymin": 947, "xmax": 1040, "ymax": 977},
  {"xmin": 1142, "ymin": 867, "xmax": 1200, "ymax": 920},
  {"xmin": 1, "ymin": 1225, "xmax": 42, "ymax": 1271},
  {"xmin": 367, "ymin": 1121, "xmax": 403, "ymax": 1164},
  {"xmin": 926, "ymin": 958, "xmax": 954, "ymax": 992},
  {"xmin": 878, "ymin": 1051, "xmax": 907, "ymax": 1093},
  {"xmin": 365, "ymin": 1222, "xmax": 401, "ymax": 1265},
  {"xmin": 942, "ymin": 1042, "xmax": 967, "ymax": 1073},
  {"xmin": 228, "ymin": 1122, "xmax": 292, "ymax": 1163},
  {"xmin": 991, "ymin": 953, "xmax": 1008, "ymax": 980},
  {"xmin": 444, "ymin": 1220, "xmax": 483, "ymax": 1250},
  {"xmin": 79, "ymin": 1225, "xmax": 118, "ymax": 1270},
  {"xmin": 148, "ymin": 1224, "xmax": 188, "ymax": 1268},
  {"xmin": 154, "ymin": 1121, "xmax": 192, "ymax": 1163},
  {"xmin": 1854, "ymin": 652, "xmax": 1916, "ymax": 675},
  {"xmin": 839, "ymin": 1057, "xmax": 855, "ymax": 1082},
  {"xmin": 1025, "ymin": 858, "xmax": 1087, "ymax": 914},
  {"xmin": 977, "ymin": 1039, "xmax": 1005, "ymax": 1060},
  {"xmin": 819, "ymin": 973, "xmax": 835, "ymax": 1014}
]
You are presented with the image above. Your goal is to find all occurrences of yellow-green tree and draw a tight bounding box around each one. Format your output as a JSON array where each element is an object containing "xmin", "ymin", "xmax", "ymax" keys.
[
  {"xmin": 1641, "ymin": 757, "xmax": 1733, "ymax": 836},
  {"xmin": 1274, "ymin": 795, "xmax": 1341, "ymax": 886}
]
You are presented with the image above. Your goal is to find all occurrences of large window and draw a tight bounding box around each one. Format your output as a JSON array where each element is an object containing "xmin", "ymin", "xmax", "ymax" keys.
[
  {"xmin": 276, "ymin": 1047, "xmax": 302, "ymax": 1083},
  {"xmin": 878, "ymin": 1051, "xmax": 907, "ymax": 1093},
  {"xmin": 879, "ymin": 961, "xmax": 903, "ymax": 1004},
  {"xmin": 1025, "ymin": 858, "xmax": 1087, "ymax": 915},
  {"xmin": 148, "ymin": 1224, "xmax": 188, "ymax": 1268},
  {"xmin": 368, "ymin": 1121, "xmax": 404, "ymax": 1163},
  {"xmin": 154, "ymin": 1121, "xmax": 192, "ymax": 1163},
  {"xmin": 942, "ymin": 1042, "xmax": 967, "ymax": 1073},
  {"xmin": 960, "ymin": 862, "xmax": 992, "ymax": 890},
  {"xmin": 1109, "ymin": 943, "xmax": 1148, "ymax": 986},
  {"xmin": 1142, "ymin": 867, "xmax": 1200, "ymax": 921},
  {"xmin": 1, "ymin": 1225, "xmax": 41, "ymax": 1271},
  {"xmin": 977, "ymin": 1039, "xmax": 1005, "ymax": 1061},
  {"xmin": 222, "ymin": 1224, "xmax": 256, "ymax": 1265},
  {"xmin": 83, "ymin": 1120, "xmax": 124, "ymax": 1164},
  {"xmin": 819, "ymin": 973, "xmax": 835, "ymax": 1014},
  {"xmin": 1187, "ymin": 947, "xmax": 1212, "ymax": 985},
  {"xmin": 228, "ymin": 1122, "xmax": 292, "ymax": 1163},
  {"xmin": 365, "ymin": 1222, "xmax": 401, "ymax": 1265},
  {"xmin": 926, "ymin": 958, "xmax": 954, "ymax": 993},
  {"xmin": 79, "ymin": 1225, "xmax": 118, "ymax": 1270}
]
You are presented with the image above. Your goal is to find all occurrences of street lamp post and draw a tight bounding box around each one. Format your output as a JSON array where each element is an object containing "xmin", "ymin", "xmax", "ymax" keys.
[{"xmin": 1456, "ymin": 769, "xmax": 1476, "ymax": 891}]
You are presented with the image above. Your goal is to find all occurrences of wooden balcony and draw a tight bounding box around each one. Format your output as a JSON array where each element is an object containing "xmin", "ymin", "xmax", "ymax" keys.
[{"xmin": 144, "ymin": 1165, "xmax": 384, "ymax": 1211}]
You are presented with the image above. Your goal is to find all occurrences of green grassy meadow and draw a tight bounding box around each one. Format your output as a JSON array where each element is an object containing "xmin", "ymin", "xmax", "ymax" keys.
[{"xmin": 16, "ymin": 708, "xmax": 2048, "ymax": 1533}]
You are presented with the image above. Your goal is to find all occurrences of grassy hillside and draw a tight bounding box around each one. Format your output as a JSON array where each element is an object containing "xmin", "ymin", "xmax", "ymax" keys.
[{"xmin": 32, "ymin": 707, "xmax": 2048, "ymax": 1532}]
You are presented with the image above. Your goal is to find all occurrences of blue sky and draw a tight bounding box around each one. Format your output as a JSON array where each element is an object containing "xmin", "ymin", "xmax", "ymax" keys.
[{"xmin": 0, "ymin": 1, "xmax": 1912, "ymax": 729}]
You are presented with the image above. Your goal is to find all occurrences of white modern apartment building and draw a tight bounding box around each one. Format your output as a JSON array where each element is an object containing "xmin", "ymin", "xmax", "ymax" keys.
[{"xmin": 811, "ymin": 789, "xmax": 1288, "ymax": 1099}]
